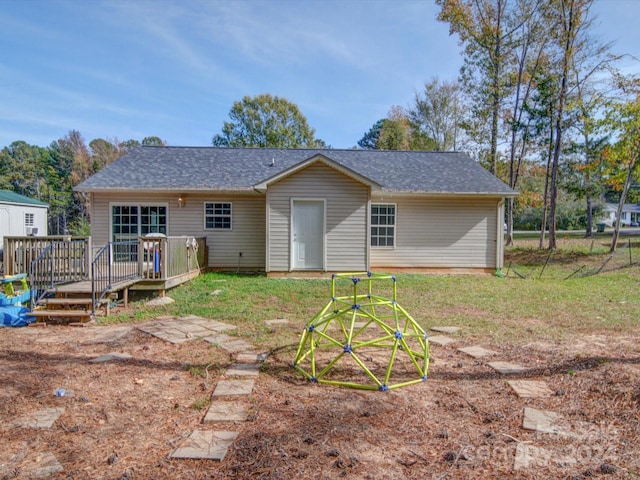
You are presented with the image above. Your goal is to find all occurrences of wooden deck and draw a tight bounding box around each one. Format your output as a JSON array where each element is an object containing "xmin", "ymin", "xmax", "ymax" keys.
[{"xmin": 4, "ymin": 235, "xmax": 207, "ymax": 321}]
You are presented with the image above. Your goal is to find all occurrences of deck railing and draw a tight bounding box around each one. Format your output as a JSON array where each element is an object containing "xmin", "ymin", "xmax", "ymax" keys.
[
  {"xmin": 28, "ymin": 238, "xmax": 91, "ymax": 307},
  {"xmin": 91, "ymin": 240, "xmax": 141, "ymax": 312},
  {"xmin": 3, "ymin": 236, "xmax": 90, "ymax": 277},
  {"xmin": 3, "ymin": 235, "xmax": 206, "ymax": 313},
  {"xmin": 141, "ymin": 236, "xmax": 205, "ymax": 280}
]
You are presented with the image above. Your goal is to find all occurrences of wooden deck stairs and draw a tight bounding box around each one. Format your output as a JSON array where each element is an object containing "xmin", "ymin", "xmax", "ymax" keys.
[{"xmin": 29, "ymin": 281, "xmax": 112, "ymax": 325}]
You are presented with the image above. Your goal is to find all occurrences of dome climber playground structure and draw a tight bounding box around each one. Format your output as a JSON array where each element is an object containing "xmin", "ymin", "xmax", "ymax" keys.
[{"xmin": 293, "ymin": 272, "xmax": 430, "ymax": 391}]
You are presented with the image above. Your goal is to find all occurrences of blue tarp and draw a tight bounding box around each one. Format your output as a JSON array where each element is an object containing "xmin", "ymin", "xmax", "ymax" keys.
[
  {"xmin": 0, "ymin": 305, "xmax": 36, "ymax": 327},
  {"xmin": 0, "ymin": 290, "xmax": 30, "ymax": 307}
]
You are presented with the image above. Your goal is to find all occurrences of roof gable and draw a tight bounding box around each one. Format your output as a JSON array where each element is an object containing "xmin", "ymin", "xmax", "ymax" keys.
[
  {"xmin": 75, "ymin": 146, "xmax": 517, "ymax": 197},
  {"xmin": 253, "ymin": 154, "xmax": 381, "ymax": 192}
]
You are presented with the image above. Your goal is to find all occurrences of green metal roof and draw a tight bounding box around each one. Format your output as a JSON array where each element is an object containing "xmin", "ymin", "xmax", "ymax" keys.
[{"xmin": 0, "ymin": 189, "xmax": 49, "ymax": 207}]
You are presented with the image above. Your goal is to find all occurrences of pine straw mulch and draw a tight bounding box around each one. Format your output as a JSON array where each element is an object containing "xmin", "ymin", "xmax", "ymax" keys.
[{"xmin": 0, "ymin": 321, "xmax": 639, "ymax": 479}]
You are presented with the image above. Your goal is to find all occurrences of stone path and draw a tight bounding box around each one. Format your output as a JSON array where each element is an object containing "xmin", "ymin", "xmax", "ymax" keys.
[
  {"xmin": 458, "ymin": 345, "xmax": 498, "ymax": 358},
  {"xmin": 6, "ymin": 313, "xmax": 590, "ymax": 474},
  {"xmin": 159, "ymin": 315, "xmax": 268, "ymax": 461},
  {"xmin": 430, "ymin": 325, "xmax": 589, "ymax": 473}
]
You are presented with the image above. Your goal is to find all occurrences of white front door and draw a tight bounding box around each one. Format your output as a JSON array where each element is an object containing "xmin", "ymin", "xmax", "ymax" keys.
[{"xmin": 292, "ymin": 200, "xmax": 324, "ymax": 270}]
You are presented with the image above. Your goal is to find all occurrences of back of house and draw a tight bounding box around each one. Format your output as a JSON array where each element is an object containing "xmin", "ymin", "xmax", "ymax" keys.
[{"xmin": 75, "ymin": 147, "xmax": 517, "ymax": 275}]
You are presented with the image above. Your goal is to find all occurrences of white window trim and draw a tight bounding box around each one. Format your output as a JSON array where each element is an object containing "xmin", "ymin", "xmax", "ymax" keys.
[
  {"xmin": 204, "ymin": 201, "xmax": 233, "ymax": 231},
  {"xmin": 370, "ymin": 202, "xmax": 397, "ymax": 249},
  {"xmin": 109, "ymin": 202, "xmax": 169, "ymax": 242},
  {"xmin": 25, "ymin": 212, "xmax": 35, "ymax": 227}
]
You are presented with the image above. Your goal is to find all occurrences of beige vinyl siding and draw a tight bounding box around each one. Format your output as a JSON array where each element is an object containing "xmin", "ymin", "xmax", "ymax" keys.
[
  {"xmin": 370, "ymin": 196, "xmax": 499, "ymax": 268},
  {"xmin": 91, "ymin": 192, "xmax": 265, "ymax": 269},
  {"xmin": 267, "ymin": 162, "xmax": 369, "ymax": 271}
]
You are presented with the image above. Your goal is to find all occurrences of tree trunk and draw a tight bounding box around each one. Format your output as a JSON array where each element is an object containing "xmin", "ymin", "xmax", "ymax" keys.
[
  {"xmin": 610, "ymin": 156, "xmax": 637, "ymax": 252},
  {"xmin": 539, "ymin": 120, "xmax": 554, "ymax": 249},
  {"xmin": 489, "ymin": 0, "xmax": 504, "ymax": 175},
  {"xmin": 585, "ymin": 195, "xmax": 593, "ymax": 238},
  {"xmin": 549, "ymin": 0, "xmax": 576, "ymax": 250}
]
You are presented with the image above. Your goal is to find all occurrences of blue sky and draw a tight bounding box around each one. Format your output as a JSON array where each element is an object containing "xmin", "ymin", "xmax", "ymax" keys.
[{"xmin": 1, "ymin": 0, "xmax": 639, "ymax": 150}]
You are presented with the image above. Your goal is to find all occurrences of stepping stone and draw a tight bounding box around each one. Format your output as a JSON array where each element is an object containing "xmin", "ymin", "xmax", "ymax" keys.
[
  {"xmin": 225, "ymin": 364, "xmax": 260, "ymax": 377},
  {"xmin": 139, "ymin": 318, "xmax": 237, "ymax": 344},
  {"xmin": 458, "ymin": 345, "xmax": 498, "ymax": 358},
  {"xmin": 428, "ymin": 335, "xmax": 456, "ymax": 346},
  {"xmin": 522, "ymin": 407, "xmax": 568, "ymax": 435},
  {"xmin": 265, "ymin": 318, "xmax": 289, "ymax": 326},
  {"xmin": 170, "ymin": 429, "xmax": 238, "ymax": 460},
  {"xmin": 213, "ymin": 379, "xmax": 255, "ymax": 397},
  {"xmin": 203, "ymin": 333, "xmax": 232, "ymax": 345},
  {"xmin": 180, "ymin": 316, "xmax": 236, "ymax": 331},
  {"xmin": 15, "ymin": 408, "xmax": 65, "ymax": 428},
  {"xmin": 23, "ymin": 452, "xmax": 64, "ymax": 478},
  {"xmin": 508, "ymin": 380, "xmax": 554, "ymax": 398},
  {"xmin": 138, "ymin": 326, "xmax": 189, "ymax": 344},
  {"xmin": 514, "ymin": 442, "xmax": 576, "ymax": 470},
  {"xmin": 204, "ymin": 401, "xmax": 249, "ymax": 423},
  {"xmin": 236, "ymin": 352, "xmax": 268, "ymax": 363},
  {"xmin": 488, "ymin": 361, "xmax": 528, "ymax": 374},
  {"xmin": 90, "ymin": 352, "xmax": 132, "ymax": 363},
  {"xmin": 431, "ymin": 326, "xmax": 460, "ymax": 334},
  {"xmin": 220, "ymin": 340, "xmax": 254, "ymax": 354}
]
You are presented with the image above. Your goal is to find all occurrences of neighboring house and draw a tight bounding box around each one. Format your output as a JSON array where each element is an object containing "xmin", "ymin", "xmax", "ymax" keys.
[
  {"xmin": 75, "ymin": 147, "xmax": 517, "ymax": 274},
  {"xmin": 0, "ymin": 190, "xmax": 48, "ymax": 246},
  {"xmin": 601, "ymin": 203, "xmax": 640, "ymax": 227}
]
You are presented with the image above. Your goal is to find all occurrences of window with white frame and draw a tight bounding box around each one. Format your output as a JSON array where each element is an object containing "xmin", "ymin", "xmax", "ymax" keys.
[
  {"xmin": 25, "ymin": 213, "xmax": 34, "ymax": 227},
  {"xmin": 205, "ymin": 202, "xmax": 232, "ymax": 230},
  {"xmin": 111, "ymin": 205, "xmax": 167, "ymax": 242},
  {"xmin": 371, "ymin": 203, "xmax": 396, "ymax": 247}
]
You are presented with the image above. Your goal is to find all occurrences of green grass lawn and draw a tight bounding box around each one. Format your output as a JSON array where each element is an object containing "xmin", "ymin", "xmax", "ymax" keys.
[{"xmin": 103, "ymin": 237, "xmax": 640, "ymax": 350}]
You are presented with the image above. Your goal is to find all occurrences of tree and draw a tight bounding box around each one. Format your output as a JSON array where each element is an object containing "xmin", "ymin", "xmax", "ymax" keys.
[
  {"xmin": 0, "ymin": 141, "xmax": 51, "ymax": 200},
  {"xmin": 120, "ymin": 139, "xmax": 141, "ymax": 151},
  {"xmin": 409, "ymin": 77, "xmax": 464, "ymax": 151},
  {"xmin": 89, "ymin": 138, "xmax": 123, "ymax": 173},
  {"xmin": 212, "ymin": 94, "xmax": 321, "ymax": 148},
  {"xmin": 377, "ymin": 106, "xmax": 416, "ymax": 150},
  {"xmin": 563, "ymin": 73, "xmax": 608, "ymax": 238},
  {"xmin": 503, "ymin": 0, "xmax": 550, "ymax": 245},
  {"xmin": 437, "ymin": 0, "xmax": 522, "ymax": 174},
  {"xmin": 141, "ymin": 136, "xmax": 166, "ymax": 146},
  {"xmin": 547, "ymin": 0, "xmax": 602, "ymax": 250},
  {"xmin": 48, "ymin": 130, "xmax": 91, "ymax": 234},
  {"xmin": 358, "ymin": 119, "xmax": 386, "ymax": 149},
  {"xmin": 601, "ymin": 77, "xmax": 640, "ymax": 252}
]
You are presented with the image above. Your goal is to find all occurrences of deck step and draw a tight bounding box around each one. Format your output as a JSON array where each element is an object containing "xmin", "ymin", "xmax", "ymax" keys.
[
  {"xmin": 30, "ymin": 310, "xmax": 91, "ymax": 319},
  {"xmin": 40, "ymin": 298, "xmax": 94, "ymax": 306}
]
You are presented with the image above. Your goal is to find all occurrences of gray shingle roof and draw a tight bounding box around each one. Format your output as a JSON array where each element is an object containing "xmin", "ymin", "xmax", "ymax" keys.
[
  {"xmin": 0, "ymin": 189, "xmax": 49, "ymax": 207},
  {"xmin": 75, "ymin": 147, "xmax": 516, "ymax": 196}
]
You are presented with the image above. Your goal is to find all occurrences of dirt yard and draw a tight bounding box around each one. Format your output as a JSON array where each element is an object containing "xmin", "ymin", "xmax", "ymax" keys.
[{"xmin": 1, "ymin": 314, "xmax": 639, "ymax": 480}]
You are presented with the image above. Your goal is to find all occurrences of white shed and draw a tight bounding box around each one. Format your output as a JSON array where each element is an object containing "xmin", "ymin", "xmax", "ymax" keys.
[{"xmin": 0, "ymin": 190, "xmax": 49, "ymax": 246}]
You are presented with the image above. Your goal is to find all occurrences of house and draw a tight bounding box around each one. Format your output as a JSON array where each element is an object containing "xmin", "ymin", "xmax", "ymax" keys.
[
  {"xmin": 0, "ymin": 190, "xmax": 48, "ymax": 246},
  {"xmin": 75, "ymin": 147, "xmax": 517, "ymax": 275},
  {"xmin": 601, "ymin": 203, "xmax": 640, "ymax": 227}
]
